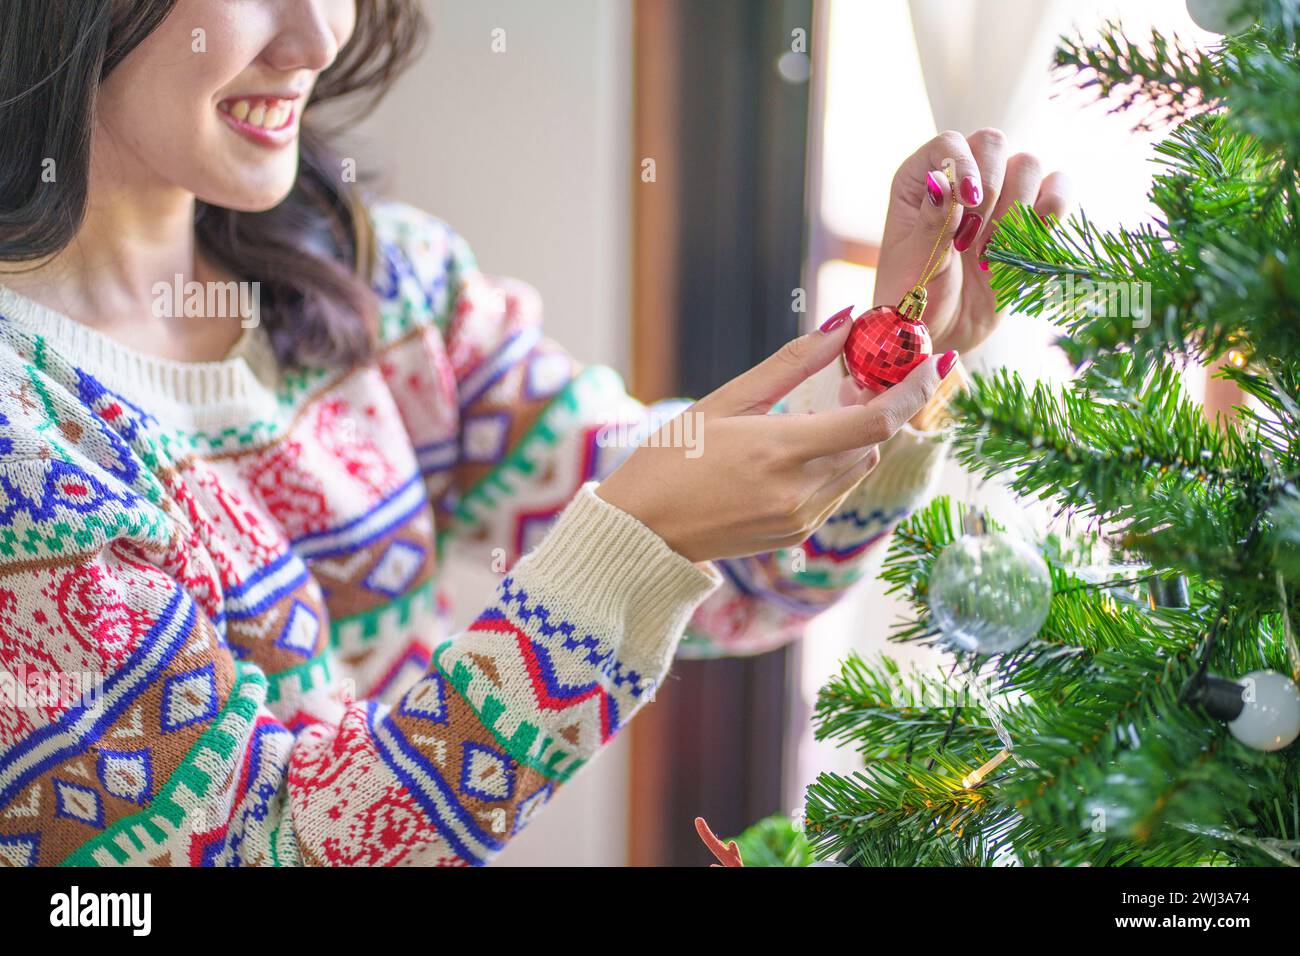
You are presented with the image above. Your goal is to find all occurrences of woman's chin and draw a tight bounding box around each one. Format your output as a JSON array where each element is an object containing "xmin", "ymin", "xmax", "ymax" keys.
[{"xmin": 198, "ymin": 177, "xmax": 297, "ymax": 214}]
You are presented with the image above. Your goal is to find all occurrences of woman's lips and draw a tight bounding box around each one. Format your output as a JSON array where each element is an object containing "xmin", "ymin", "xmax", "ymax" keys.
[{"xmin": 217, "ymin": 96, "xmax": 298, "ymax": 148}]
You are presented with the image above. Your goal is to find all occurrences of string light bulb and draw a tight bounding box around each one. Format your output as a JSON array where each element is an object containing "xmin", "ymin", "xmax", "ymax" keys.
[{"xmin": 961, "ymin": 748, "xmax": 1012, "ymax": 788}]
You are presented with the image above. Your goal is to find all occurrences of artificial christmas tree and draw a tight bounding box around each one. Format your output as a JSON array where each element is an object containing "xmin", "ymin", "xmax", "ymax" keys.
[{"xmin": 741, "ymin": 0, "xmax": 1300, "ymax": 867}]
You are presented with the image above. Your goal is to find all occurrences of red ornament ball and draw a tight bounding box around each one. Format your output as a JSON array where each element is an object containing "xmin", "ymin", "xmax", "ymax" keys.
[{"xmin": 842, "ymin": 305, "xmax": 933, "ymax": 391}]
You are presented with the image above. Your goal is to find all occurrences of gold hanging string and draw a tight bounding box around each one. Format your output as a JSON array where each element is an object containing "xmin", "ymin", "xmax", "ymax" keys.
[
  {"xmin": 918, "ymin": 165, "xmax": 960, "ymax": 286},
  {"xmin": 897, "ymin": 165, "xmax": 959, "ymax": 321}
]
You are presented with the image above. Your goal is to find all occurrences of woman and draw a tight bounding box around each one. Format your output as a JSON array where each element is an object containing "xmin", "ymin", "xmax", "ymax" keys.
[{"xmin": 0, "ymin": 1, "xmax": 1068, "ymax": 866}]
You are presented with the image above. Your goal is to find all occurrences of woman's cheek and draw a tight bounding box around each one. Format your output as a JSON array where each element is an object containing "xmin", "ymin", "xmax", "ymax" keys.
[{"xmin": 327, "ymin": 0, "xmax": 359, "ymax": 47}]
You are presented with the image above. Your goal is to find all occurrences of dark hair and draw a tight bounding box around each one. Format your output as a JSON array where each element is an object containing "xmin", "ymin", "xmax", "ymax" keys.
[{"xmin": 0, "ymin": 0, "xmax": 427, "ymax": 369}]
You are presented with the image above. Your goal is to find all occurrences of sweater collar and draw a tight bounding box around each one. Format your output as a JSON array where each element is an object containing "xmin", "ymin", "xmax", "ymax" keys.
[{"xmin": 0, "ymin": 283, "xmax": 283, "ymax": 434}]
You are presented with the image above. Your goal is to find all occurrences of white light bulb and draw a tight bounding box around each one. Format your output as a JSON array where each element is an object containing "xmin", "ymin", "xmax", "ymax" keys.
[
  {"xmin": 1228, "ymin": 670, "xmax": 1300, "ymax": 752},
  {"xmin": 1185, "ymin": 0, "xmax": 1250, "ymax": 35}
]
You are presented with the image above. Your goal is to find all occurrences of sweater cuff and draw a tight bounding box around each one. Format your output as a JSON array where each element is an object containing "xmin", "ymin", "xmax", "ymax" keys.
[
  {"xmin": 909, "ymin": 354, "xmax": 970, "ymax": 433},
  {"xmin": 511, "ymin": 483, "xmax": 721, "ymax": 677},
  {"xmin": 856, "ymin": 422, "xmax": 948, "ymax": 504}
]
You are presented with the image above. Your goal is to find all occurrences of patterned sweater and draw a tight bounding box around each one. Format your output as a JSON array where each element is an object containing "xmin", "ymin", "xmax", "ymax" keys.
[{"xmin": 0, "ymin": 202, "xmax": 945, "ymax": 867}]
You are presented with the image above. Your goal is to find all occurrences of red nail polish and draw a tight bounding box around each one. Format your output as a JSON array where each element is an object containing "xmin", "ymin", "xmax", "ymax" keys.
[
  {"xmin": 937, "ymin": 350, "xmax": 958, "ymax": 379},
  {"xmin": 960, "ymin": 176, "xmax": 982, "ymax": 205},
  {"xmin": 819, "ymin": 306, "xmax": 854, "ymax": 333},
  {"xmin": 953, "ymin": 213, "xmax": 982, "ymax": 252},
  {"xmin": 978, "ymin": 260, "xmax": 989, "ymax": 272},
  {"xmin": 925, "ymin": 171, "xmax": 945, "ymax": 207}
]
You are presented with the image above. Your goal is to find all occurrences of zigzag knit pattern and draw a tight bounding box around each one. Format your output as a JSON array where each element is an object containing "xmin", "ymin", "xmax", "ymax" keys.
[{"xmin": 0, "ymin": 201, "xmax": 943, "ymax": 866}]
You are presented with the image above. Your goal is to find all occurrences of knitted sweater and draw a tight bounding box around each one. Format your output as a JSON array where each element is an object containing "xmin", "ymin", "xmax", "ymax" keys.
[{"xmin": 0, "ymin": 202, "xmax": 945, "ymax": 867}]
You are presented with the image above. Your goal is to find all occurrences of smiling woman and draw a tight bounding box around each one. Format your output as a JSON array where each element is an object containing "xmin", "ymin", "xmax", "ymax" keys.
[
  {"xmin": 0, "ymin": 0, "xmax": 424, "ymax": 367},
  {"xmin": 0, "ymin": 0, "xmax": 1059, "ymax": 869}
]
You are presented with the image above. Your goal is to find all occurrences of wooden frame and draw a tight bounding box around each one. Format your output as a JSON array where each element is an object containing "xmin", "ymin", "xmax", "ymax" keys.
[
  {"xmin": 631, "ymin": 0, "xmax": 682, "ymax": 405},
  {"xmin": 627, "ymin": 0, "xmax": 813, "ymax": 866}
]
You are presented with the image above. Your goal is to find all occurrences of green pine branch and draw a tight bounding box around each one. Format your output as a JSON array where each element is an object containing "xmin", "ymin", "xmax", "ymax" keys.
[
  {"xmin": 803, "ymin": 757, "xmax": 1013, "ymax": 866},
  {"xmin": 814, "ymin": 653, "xmax": 1001, "ymax": 765},
  {"xmin": 1054, "ymin": 23, "xmax": 1221, "ymax": 130},
  {"xmin": 986, "ymin": 111, "xmax": 1299, "ymax": 369},
  {"xmin": 947, "ymin": 358, "xmax": 1287, "ymax": 587}
]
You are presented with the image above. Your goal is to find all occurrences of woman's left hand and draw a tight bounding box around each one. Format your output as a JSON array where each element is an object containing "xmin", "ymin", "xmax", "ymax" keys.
[{"xmin": 873, "ymin": 129, "xmax": 1072, "ymax": 356}]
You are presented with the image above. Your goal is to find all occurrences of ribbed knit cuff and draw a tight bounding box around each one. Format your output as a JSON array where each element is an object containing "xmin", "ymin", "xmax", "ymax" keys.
[
  {"xmin": 909, "ymin": 355, "xmax": 970, "ymax": 433},
  {"xmin": 850, "ymin": 421, "xmax": 948, "ymax": 509},
  {"xmin": 511, "ymin": 483, "xmax": 722, "ymax": 677}
]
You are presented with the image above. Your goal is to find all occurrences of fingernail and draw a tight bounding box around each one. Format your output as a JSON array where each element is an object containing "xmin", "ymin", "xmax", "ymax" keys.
[
  {"xmin": 925, "ymin": 171, "xmax": 945, "ymax": 207},
  {"xmin": 960, "ymin": 175, "xmax": 982, "ymax": 205},
  {"xmin": 937, "ymin": 350, "xmax": 958, "ymax": 379},
  {"xmin": 819, "ymin": 305, "xmax": 854, "ymax": 333},
  {"xmin": 953, "ymin": 213, "xmax": 982, "ymax": 252},
  {"xmin": 978, "ymin": 259, "xmax": 989, "ymax": 272}
]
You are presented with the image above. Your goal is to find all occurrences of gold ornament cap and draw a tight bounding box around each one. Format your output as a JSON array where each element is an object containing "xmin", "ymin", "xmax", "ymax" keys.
[{"xmin": 897, "ymin": 286, "xmax": 928, "ymax": 322}]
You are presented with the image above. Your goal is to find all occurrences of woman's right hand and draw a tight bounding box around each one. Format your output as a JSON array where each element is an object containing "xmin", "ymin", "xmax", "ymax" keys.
[{"xmin": 595, "ymin": 312, "xmax": 952, "ymax": 563}]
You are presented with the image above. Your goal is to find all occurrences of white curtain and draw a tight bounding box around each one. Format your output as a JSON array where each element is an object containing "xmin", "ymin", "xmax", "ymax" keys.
[{"xmin": 907, "ymin": 0, "xmax": 1071, "ymax": 140}]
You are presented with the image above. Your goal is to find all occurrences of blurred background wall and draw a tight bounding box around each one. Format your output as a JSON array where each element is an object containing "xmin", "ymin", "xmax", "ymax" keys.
[{"xmin": 343, "ymin": 0, "xmax": 635, "ymax": 866}]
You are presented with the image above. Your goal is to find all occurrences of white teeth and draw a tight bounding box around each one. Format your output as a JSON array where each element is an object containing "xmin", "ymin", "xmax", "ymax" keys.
[{"xmin": 223, "ymin": 98, "xmax": 293, "ymax": 131}]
